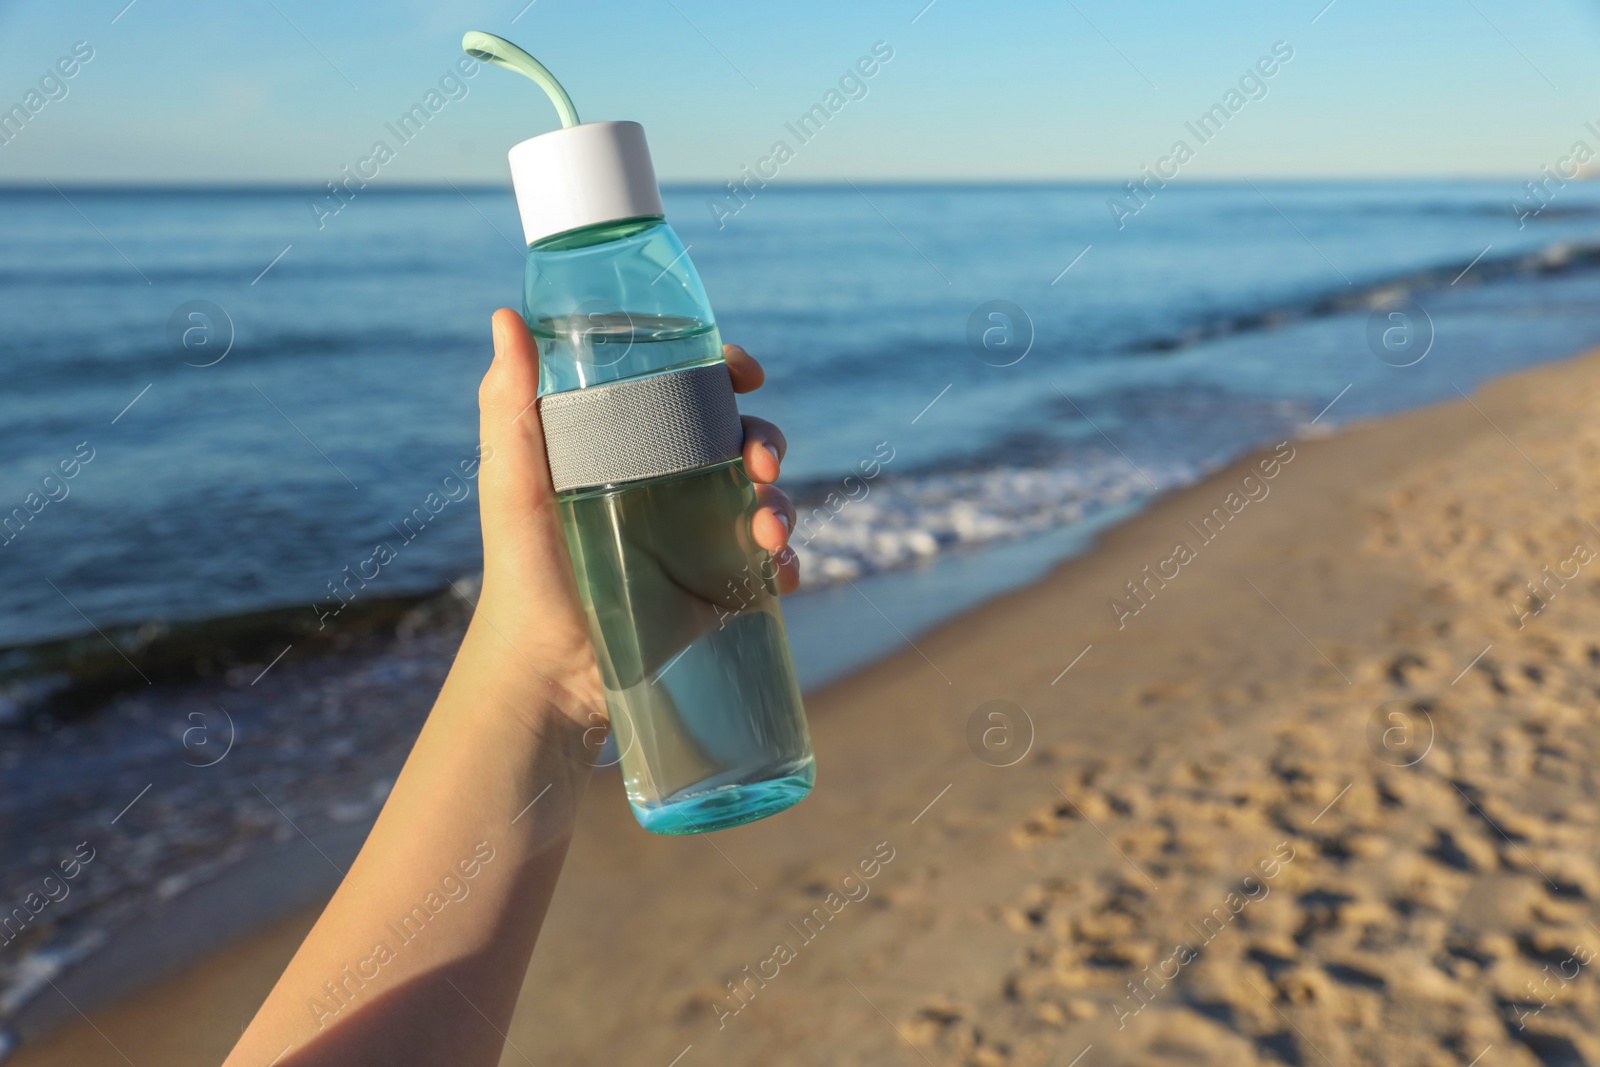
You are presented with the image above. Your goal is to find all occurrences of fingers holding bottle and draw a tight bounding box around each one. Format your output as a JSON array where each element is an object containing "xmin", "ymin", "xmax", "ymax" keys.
[
  {"xmin": 729, "ymin": 345, "xmax": 787, "ymax": 486},
  {"xmin": 724, "ymin": 343, "xmax": 765, "ymax": 393},
  {"xmin": 753, "ymin": 483, "xmax": 800, "ymax": 595},
  {"xmin": 724, "ymin": 343, "xmax": 797, "ymax": 591},
  {"xmin": 742, "ymin": 415, "xmax": 787, "ymax": 484}
]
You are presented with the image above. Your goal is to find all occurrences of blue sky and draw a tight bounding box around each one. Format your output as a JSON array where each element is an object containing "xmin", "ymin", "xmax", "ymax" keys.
[{"xmin": 1, "ymin": 0, "xmax": 1598, "ymax": 184}]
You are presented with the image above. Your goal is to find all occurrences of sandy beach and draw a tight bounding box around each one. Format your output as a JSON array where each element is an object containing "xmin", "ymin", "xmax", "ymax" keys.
[{"xmin": 15, "ymin": 344, "xmax": 1600, "ymax": 1067}]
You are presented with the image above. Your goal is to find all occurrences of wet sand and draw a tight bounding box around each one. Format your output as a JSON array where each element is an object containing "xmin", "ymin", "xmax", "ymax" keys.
[{"xmin": 15, "ymin": 347, "xmax": 1600, "ymax": 1066}]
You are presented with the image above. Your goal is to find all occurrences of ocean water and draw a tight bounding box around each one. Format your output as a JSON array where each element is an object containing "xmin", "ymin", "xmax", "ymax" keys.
[{"xmin": 6, "ymin": 180, "xmax": 1600, "ymax": 677}]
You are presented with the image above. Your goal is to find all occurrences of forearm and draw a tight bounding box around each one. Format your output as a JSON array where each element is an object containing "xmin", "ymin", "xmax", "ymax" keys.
[
  {"xmin": 224, "ymin": 314, "xmax": 792, "ymax": 1066},
  {"xmin": 226, "ymin": 620, "xmax": 596, "ymax": 1067}
]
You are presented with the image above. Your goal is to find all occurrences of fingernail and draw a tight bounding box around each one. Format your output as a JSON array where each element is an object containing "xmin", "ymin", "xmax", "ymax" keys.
[
  {"xmin": 776, "ymin": 512, "xmax": 790, "ymax": 533},
  {"xmin": 764, "ymin": 443, "xmax": 780, "ymax": 465}
]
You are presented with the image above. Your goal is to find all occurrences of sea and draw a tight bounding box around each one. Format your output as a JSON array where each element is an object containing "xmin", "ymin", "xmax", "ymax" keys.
[{"xmin": 5, "ymin": 180, "xmax": 1600, "ymax": 692}]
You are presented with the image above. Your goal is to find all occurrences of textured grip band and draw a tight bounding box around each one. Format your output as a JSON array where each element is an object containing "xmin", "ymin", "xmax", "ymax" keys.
[{"xmin": 539, "ymin": 363, "xmax": 744, "ymax": 493}]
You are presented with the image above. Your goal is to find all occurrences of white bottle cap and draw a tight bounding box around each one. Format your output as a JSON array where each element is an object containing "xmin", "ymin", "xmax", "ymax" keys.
[{"xmin": 507, "ymin": 120, "xmax": 664, "ymax": 247}]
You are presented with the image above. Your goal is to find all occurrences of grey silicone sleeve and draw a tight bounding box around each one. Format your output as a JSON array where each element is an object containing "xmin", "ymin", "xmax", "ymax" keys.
[{"xmin": 538, "ymin": 362, "xmax": 744, "ymax": 493}]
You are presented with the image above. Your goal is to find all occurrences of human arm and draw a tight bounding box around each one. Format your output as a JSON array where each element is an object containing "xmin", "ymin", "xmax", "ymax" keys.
[{"xmin": 223, "ymin": 309, "xmax": 797, "ymax": 1067}]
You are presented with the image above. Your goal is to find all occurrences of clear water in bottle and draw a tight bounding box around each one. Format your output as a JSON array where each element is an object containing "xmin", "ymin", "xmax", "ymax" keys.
[{"xmin": 528, "ymin": 230, "xmax": 814, "ymax": 834}]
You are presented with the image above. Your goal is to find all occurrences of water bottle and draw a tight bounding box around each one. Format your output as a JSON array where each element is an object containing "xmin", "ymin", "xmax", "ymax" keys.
[{"xmin": 466, "ymin": 33, "xmax": 813, "ymax": 834}]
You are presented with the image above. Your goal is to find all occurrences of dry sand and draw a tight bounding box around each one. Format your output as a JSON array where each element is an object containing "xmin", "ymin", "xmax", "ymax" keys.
[{"xmin": 16, "ymin": 348, "xmax": 1600, "ymax": 1066}]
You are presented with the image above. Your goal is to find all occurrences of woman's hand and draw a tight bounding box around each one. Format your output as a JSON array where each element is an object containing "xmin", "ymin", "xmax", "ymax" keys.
[
  {"xmin": 225, "ymin": 311, "xmax": 802, "ymax": 1067},
  {"xmin": 472, "ymin": 309, "xmax": 799, "ymax": 716}
]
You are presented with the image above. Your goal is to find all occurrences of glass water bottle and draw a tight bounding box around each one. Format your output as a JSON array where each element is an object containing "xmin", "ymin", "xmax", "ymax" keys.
[{"xmin": 469, "ymin": 48, "xmax": 815, "ymax": 835}]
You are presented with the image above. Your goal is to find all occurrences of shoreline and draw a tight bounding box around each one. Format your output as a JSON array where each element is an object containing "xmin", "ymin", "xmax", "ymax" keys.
[
  {"xmin": 13, "ymin": 343, "xmax": 1600, "ymax": 1064},
  {"xmin": 13, "ymin": 195, "xmax": 1600, "ymax": 728},
  {"xmin": 0, "ymin": 589, "xmax": 469, "ymax": 728},
  {"xmin": 13, "ymin": 208, "xmax": 1600, "ymax": 719}
]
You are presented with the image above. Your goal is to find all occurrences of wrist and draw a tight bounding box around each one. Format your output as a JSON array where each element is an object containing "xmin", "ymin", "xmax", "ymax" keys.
[
  {"xmin": 455, "ymin": 614, "xmax": 605, "ymax": 734},
  {"xmin": 425, "ymin": 630, "xmax": 609, "ymax": 824}
]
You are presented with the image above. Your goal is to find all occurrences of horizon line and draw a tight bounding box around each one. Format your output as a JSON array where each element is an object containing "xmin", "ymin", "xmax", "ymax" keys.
[{"xmin": 0, "ymin": 174, "xmax": 1543, "ymax": 194}]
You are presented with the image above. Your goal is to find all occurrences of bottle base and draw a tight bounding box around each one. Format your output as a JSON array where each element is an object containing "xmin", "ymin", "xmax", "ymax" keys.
[{"xmin": 631, "ymin": 760, "xmax": 815, "ymax": 835}]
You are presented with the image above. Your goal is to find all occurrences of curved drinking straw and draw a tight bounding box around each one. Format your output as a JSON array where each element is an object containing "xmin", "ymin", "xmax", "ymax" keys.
[{"xmin": 462, "ymin": 30, "xmax": 581, "ymax": 129}]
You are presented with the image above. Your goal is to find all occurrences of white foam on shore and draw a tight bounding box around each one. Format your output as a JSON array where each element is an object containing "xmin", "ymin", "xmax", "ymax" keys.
[{"xmin": 789, "ymin": 455, "xmax": 1204, "ymax": 585}]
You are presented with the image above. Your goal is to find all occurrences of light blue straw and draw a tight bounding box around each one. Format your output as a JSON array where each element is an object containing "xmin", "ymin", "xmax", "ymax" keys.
[{"xmin": 462, "ymin": 31, "xmax": 580, "ymax": 128}]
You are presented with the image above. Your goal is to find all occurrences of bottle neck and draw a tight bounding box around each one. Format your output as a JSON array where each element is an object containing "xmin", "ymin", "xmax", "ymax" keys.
[
  {"xmin": 525, "ymin": 218, "xmax": 721, "ymax": 396},
  {"xmin": 530, "ymin": 215, "xmax": 664, "ymax": 252}
]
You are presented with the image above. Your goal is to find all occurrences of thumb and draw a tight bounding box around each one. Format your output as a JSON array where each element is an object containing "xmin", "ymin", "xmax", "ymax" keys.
[
  {"xmin": 475, "ymin": 309, "xmax": 571, "ymax": 609},
  {"xmin": 471, "ymin": 309, "xmax": 601, "ymax": 712}
]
